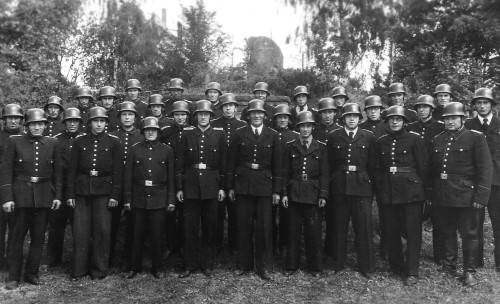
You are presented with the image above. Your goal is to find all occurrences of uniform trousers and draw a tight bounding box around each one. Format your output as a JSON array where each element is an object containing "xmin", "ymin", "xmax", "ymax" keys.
[
  {"xmin": 130, "ymin": 208, "xmax": 165, "ymax": 272},
  {"xmin": 109, "ymin": 206, "xmax": 133, "ymax": 267},
  {"xmin": 429, "ymin": 205, "xmax": 444, "ymax": 264},
  {"xmin": 381, "ymin": 201, "xmax": 423, "ymax": 276},
  {"xmin": 46, "ymin": 204, "xmax": 74, "ymax": 266},
  {"xmin": 476, "ymin": 185, "xmax": 500, "ymax": 268},
  {"xmin": 271, "ymin": 205, "xmax": 288, "ymax": 254},
  {"xmin": 286, "ymin": 201, "xmax": 321, "ymax": 271},
  {"xmin": 0, "ymin": 208, "xmax": 14, "ymax": 267},
  {"xmin": 434, "ymin": 206, "xmax": 478, "ymax": 274},
  {"xmin": 333, "ymin": 194, "xmax": 375, "ymax": 273},
  {"xmin": 7, "ymin": 208, "xmax": 49, "ymax": 282},
  {"xmin": 183, "ymin": 199, "xmax": 218, "ymax": 270},
  {"xmin": 216, "ymin": 197, "xmax": 237, "ymax": 252},
  {"xmin": 165, "ymin": 203, "xmax": 183, "ymax": 256},
  {"xmin": 72, "ymin": 195, "xmax": 112, "ymax": 278},
  {"xmin": 235, "ymin": 195, "xmax": 272, "ymax": 271},
  {"xmin": 324, "ymin": 197, "xmax": 335, "ymax": 258}
]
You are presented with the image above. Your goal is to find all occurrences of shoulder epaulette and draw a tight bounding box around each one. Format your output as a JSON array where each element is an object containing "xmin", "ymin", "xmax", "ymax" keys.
[
  {"xmin": 292, "ymin": 130, "xmax": 300, "ymax": 135},
  {"xmin": 161, "ymin": 126, "xmax": 171, "ymax": 131},
  {"xmin": 54, "ymin": 133, "xmax": 63, "ymax": 138},
  {"xmin": 471, "ymin": 129, "xmax": 483, "ymax": 134},
  {"xmin": 76, "ymin": 134, "xmax": 85, "ymax": 139},
  {"xmin": 11, "ymin": 134, "xmax": 22, "ymax": 137},
  {"xmin": 235, "ymin": 125, "xmax": 246, "ymax": 132},
  {"xmin": 379, "ymin": 134, "xmax": 389, "ymax": 140},
  {"xmin": 213, "ymin": 127, "xmax": 224, "ymax": 131},
  {"xmin": 409, "ymin": 131, "xmax": 420, "ymax": 136},
  {"xmin": 131, "ymin": 142, "xmax": 141, "ymax": 147},
  {"xmin": 140, "ymin": 100, "xmax": 148, "ymax": 105},
  {"xmin": 268, "ymin": 127, "xmax": 278, "ymax": 134},
  {"xmin": 317, "ymin": 140, "xmax": 326, "ymax": 146},
  {"xmin": 183, "ymin": 126, "xmax": 195, "ymax": 131},
  {"xmin": 362, "ymin": 129, "xmax": 375, "ymax": 135},
  {"xmin": 438, "ymin": 120, "xmax": 444, "ymax": 124},
  {"xmin": 286, "ymin": 139, "xmax": 296, "ymax": 145},
  {"xmin": 407, "ymin": 108, "xmax": 417, "ymax": 113},
  {"xmin": 108, "ymin": 134, "xmax": 119, "ymax": 139}
]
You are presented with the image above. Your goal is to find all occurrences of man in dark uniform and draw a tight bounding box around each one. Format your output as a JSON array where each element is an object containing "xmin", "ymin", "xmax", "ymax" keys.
[
  {"xmin": 109, "ymin": 102, "xmax": 143, "ymax": 269},
  {"xmin": 431, "ymin": 102, "xmax": 492, "ymax": 286},
  {"xmin": 176, "ymin": 100, "xmax": 227, "ymax": 277},
  {"xmin": 290, "ymin": 86, "xmax": 319, "ymax": 124},
  {"xmin": 272, "ymin": 104, "xmax": 300, "ymax": 257},
  {"xmin": 46, "ymin": 108, "xmax": 83, "ymax": 267},
  {"xmin": 160, "ymin": 100, "xmax": 191, "ymax": 260},
  {"xmin": 124, "ymin": 79, "xmax": 149, "ymax": 120},
  {"xmin": 433, "ymin": 84, "xmax": 453, "ymax": 121},
  {"xmin": 227, "ymin": 99, "xmax": 282, "ymax": 280},
  {"xmin": 331, "ymin": 86, "xmax": 349, "ymax": 125},
  {"xmin": 360, "ymin": 95, "xmax": 388, "ymax": 139},
  {"xmin": 123, "ymin": 117, "xmax": 175, "ymax": 279},
  {"xmin": 376, "ymin": 105, "xmax": 428, "ymax": 285},
  {"xmin": 211, "ymin": 93, "xmax": 246, "ymax": 254},
  {"xmin": 98, "ymin": 86, "xmax": 121, "ymax": 133},
  {"xmin": 44, "ymin": 96, "xmax": 66, "ymax": 137},
  {"xmin": 0, "ymin": 108, "xmax": 62, "ymax": 290},
  {"xmin": 240, "ymin": 82, "xmax": 275, "ymax": 127},
  {"xmin": 407, "ymin": 95, "xmax": 445, "ymax": 265},
  {"xmin": 381, "ymin": 83, "xmax": 418, "ymax": 123},
  {"xmin": 282, "ymin": 111, "xmax": 328, "ymax": 277},
  {"xmin": 0, "ymin": 104, "xmax": 24, "ymax": 269},
  {"xmin": 148, "ymin": 94, "xmax": 173, "ymax": 128},
  {"xmin": 164, "ymin": 78, "xmax": 195, "ymax": 125},
  {"xmin": 327, "ymin": 103, "xmax": 377, "ymax": 278},
  {"xmin": 75, "ymin": 86, "xmax": 95, "ymax": 133},
  {"xmin": 66, "ymin": 106, "xmax": 123, "ymax": 281},
  {"xmin": 205, "ymin": 82, "xmax": 223, "ymax": 118},
  {"xmin": 464, "ymin": 88, "xmax": 500, "ymax": 270},
  {"xmin": 312, "ymin": 98, "xmax": 340, "ymax": 145}
]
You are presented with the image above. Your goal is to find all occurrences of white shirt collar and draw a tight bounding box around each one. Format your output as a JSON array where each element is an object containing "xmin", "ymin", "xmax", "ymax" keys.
[
  {"xmin": 251, "ymin": 125, "xmax": 264, "ymax": 134},
  {"xmin": 344, "ymin": 127, "xmax": 358, "ymax": 137},
  {"xmin": 478, "ymin": 112, "xmax": 493, "ymax": 125},
  {"xmin": 296, "ymin": 105, "xmax": 309, "ymax": 112}
]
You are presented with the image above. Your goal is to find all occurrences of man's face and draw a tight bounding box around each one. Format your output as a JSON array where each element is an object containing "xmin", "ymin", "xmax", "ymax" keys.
[
  {"xmin": 206, "ymin": 90, "xmax": 220, "ymax": 103},
  {"xmin": 275, "ymin": 114, "xmax": 290, "ymax": 129},
  {"xmin": 248, "ymin": 111, "xmax": 265, "ymax": 128},
  {"xmin": 78, "ymin": 97, "xmax": 91, "ymax": 108},
  {"xmin": 28, "ymin": 121, "xmax": 45, "ymax": 136},
  {"xmin": 333, "ymin": 96, "xmax": 346, "ymax": 108},
  {"xmin": 299, "ymin": 123, "xmax": 313, "ymax": 138},
  {"xmin": 173, "ymin": 112, "xmax": 187, "ymax": 126},
  {"xmin": 416, "ymin": 105, "xmax": 432, "ymax": 120},
  {"xmin": 436, "ymin": 93, "xmax": 451, "ymax": 106},
  {"xmin": 197, "ymin": 112, "xmax": 211, "ymax": 128},
  {"xmin": 388, "ymin": 116, "xmax": 404, "ymax": 132},
  {"xmin": 170, "ymin": 89, "xmax": 183, "ymax": 100},
  {"xmin": 320, "ymin": 110, "xmax": 336, "ymax": 125},
  {"xmin": 365, "ymin": 107, "xmax": 381, "ymax": 121},
  {"xmin": 150, "ymin": 105, "xmax": 163, "ymax": 117},
  {"xmin": 126, "ymin": 89, "xmax": 140, "ymax": 101},
  {"xmin": 222, "ymin": 103, "xmax": 236, "ymax": 118},
  {"xmin": 47, "ymin": 105, "xmax": 60, "ymax": 118},
  {"xmin": 344, "ymin": 114, "xmax": 360, "ymax": 130},
  {"xmin": 144, "ymin": 128, "xmax": 158, "ymax": 141},
  {"xmin": 444, "ymin": 115, "xmax": 462, "ymax": 131},
  {"xmin": 100, "ymin": 97, "xmax": 114, "ymax": 110},
  {"xmin": 389, "ymin": 93, "xmax": 404, "ymax": 106},
  {"xmin": 120, "ymin": 111, "xmax": 136, "ymax": 128},
  {"xmin": 65, "ymin": 118, "xmax": 80, "ymax": 133},
  {"xmin": 4, "ymin": 117, "xmax": 21, "ymax": 131},
  {"xmin": 90, "ymin": 118, "xmax": 107, "ymax": 135},
  {"xmin": 296, "ymin": 94, "xmax": 308, "ymax": 107},
  {"xmin": 254, "ymin": 90, "xmax": 268, "ymax": 101},
  {"xmin": 475, "ymin": 99, "xmax": 493, "ymax": 117}
]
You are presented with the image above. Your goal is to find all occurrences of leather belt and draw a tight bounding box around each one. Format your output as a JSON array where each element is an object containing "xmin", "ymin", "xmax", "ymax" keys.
[
  {"xmin": 292, "ymin": 174, "xmax": 319, "ymax": 181},
  {"xmin": 389, "ymin": 166, "xmax": 415, "ymax": 173},
  {"xmin": 16, "ymin": 175, "xmax": 51, "ymax": 183},
  {"xmin": 439, "ymin": 173, "xmax": 472, "ymax": 180},
  {"xmin": 80, "ymin": 170, "xmax": 112, "ymax": 177},
  {"xmin": 135, "ymin": 180, "xmax": 166, "ymax": 187},
  {"xmin": 241, "ymin": 162, "xmax": 270, "ymax": 170},
  {"xmin": 341, "ymin": 165, "xmax": 365, "ymax": 172},
  {"xmin": 191, "ymin": 163, "xmax": 214, "ymax": 170}
]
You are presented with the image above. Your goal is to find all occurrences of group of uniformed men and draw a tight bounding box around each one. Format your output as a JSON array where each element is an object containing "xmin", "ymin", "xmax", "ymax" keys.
[{"xmin": 0, "ymin": 78, "xmax": 497, "ymax": 290}]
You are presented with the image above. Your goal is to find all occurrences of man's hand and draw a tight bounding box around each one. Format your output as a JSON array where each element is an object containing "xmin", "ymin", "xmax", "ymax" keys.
[
  {"xmin": 167, "ymin": 204, "xmax": 175, "ymax": 212},
  {"xmin": 66, "ymin": 199, "xmax": 75, "ymax": 208},
  {"xmin": 218, "ymin": 190, "xmax": 226, "ymax": 202},
  {"xmin": 124, "ymin": 203, "xmax": 131, "ymax": 211},
  {"xmin": 52, "ymin": 200, "xmax": 61, "ymax": 210},
  {"xmin": 176, "ymin": 190, "xmax": 184, "ymax": 203},
  {"xmin": 2, "ymin": 201, "xmax": 14, "ymax": 213},
  {"xmin": 108, "ymin": 198, "xmax": 118, "ymax": 208},
  {"xmin": 281, "ymin": 196, "xmax": 288, "ymax": 208},
  {"xmin": 318, "ymin": 198, "xmax": 326, "ymax": 208},
  {"xmin": 472, "ymin": 202, "xmax": 484, "ymax": 209},
  {"xmin": 228, "ymin": 189, "xmax": 235, "ymax": 202},
  {"xmin": 272, "ymin": 193, "xmax": 280, "ymax": 205}
]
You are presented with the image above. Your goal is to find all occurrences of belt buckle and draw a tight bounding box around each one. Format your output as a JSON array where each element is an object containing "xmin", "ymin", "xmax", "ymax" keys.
[
  {"xmin": 30, "ymin": 176, "xmax": 39, "ymax": 183},
  {"xmin": 90, "ymin": 170, "xmax": 98, "ymax": 177},
  {"xmin": 251, "ymin": 163, "xmax": 259, "ymax": 170},
  {"xmin": 348, "ymin": 165, "xmax": 356, "ymax": 172},
  {"xmin": 440, "ymin": 173, "xmax": 448, "ymax": 180},
  {"xmin": 198, "ymin": 163, "xmax": 206, "ymax": 170},
  {"xmin": 302, "ymin": 174, "xmax": 308, "ymax": 181},
  {"xmin": 145, "ymin": 180, "xmax": 153, "ymax": 186},
  {"xmin": 389, "ymin": 166, "xmax": 397, "ymax": 173}
]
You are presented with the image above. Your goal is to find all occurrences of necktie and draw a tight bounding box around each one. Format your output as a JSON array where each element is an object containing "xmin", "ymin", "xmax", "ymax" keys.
[
  {"xmin": 254, "ymin": 128, "xmax": 259, "ymax": 138},
  {"xmin": 483, "ymin": 118, "xmax": 489, "ymax": 133},
  {"xmin": 299, "ymin": 106, "xmax": 304, "ymax": 112},
  {"xmin": 349, "ymin": 131, "xmax": 354, "ymax": 139},
  {"xmin": 302, "ymin": 140, "xmax": 308, "ymax": 151}
]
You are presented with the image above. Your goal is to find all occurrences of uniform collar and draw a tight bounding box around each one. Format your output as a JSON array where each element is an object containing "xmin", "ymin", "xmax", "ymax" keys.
[
  {"xmin": 25, "ymin": 133, "xmax": 46, "ymax": 144},
  {"xmin": 65, "ymin": 130, "xmax": 81, "ymax": 138},
  {"xmin": 3, "ymin": 127, "xmax": 22, "ymax": 136},
  {"xmin": 477, "ymin": 112, "xmax": 493, "ymax": 125},
  {"xmin": 91, "ymin": 132, "xmax": 106, "ymax": 141},
  {"xmin": 121, "ymin": 126, "xmax": 138, "ymax": 135},
  {"xmin": 196, "ymin": 126, "xmax": 212, "ymax": 136},
  {"xmin": 389, "ymin": 129, "xmax": 407, "ymax": 140},
  {"xmin": 47, "ymin": 115, "xmax": 62, "ymax": 122},
  {"xmin": 446, "ymin": 125, "xmax": 466, "ymax": 140},
  {"xmin": 144, "ymin": 140, "xmax": 159, "ymax": 148},
  {"xmin": 222, "ymin": 116, "xmax": 236, "ymax": 122}
]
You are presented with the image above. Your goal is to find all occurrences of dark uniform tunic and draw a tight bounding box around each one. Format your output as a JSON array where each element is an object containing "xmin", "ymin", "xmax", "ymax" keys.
[
  {"xmin": 466, "ymin": 116, "xmax": 500, "ymax": 268},
  {"xmin": 44, "ymin": 115, "xmax": 66, "ymax": 137},
  {"xmin": 78, "ymin": 104, "xmax": 94, "ymax": 133},
  {"xmin": 211, "ymin": 102, "xmax": 224, "ymax": 119},
  {"xmin": 123, "ymin": 140, "xmax": 175, "ymax": 273},
  {"xmin": 211, "ymin": 116, "xmax": 246, "ymax": 253},
  {"xmin": 376, "ymin": 130, "xmax": 428, "ymax": 276},
  {"xmin": 46, "ymin": 130, "xmax": 82, "ymax": 266},
  {"xmin": 153, "ymin": 115, "xmax": 173, "ymax": 129},
  {"xmin": 312, "ymin": 122, "xmax": 340, "ymax": 144},
  {"xmin": 282, "ymin": 138, "xmax": 328, "ymax": 272},
  {"xmin": 104, "ymin": 107, "xmax": 121, "ymax": 133},
  {"xmin": 431, "ymin": 126, "xmax": 492, "ymax": 274},
  {"xmin": 66, "ymin": 132, "xmax": 123, "ymax": 278},
  {"xmin": 176, "ymin": 126, "xmax": 227, "ymax": 270},
  {"xmin": 0, "ymin": 134, "xmax": 62, "ymax": 282},
  {"xmin": 360, "ymin": 119, "xmax": 389, "ymax": 139},
  {"xmin": 226, "ymin": 125, "xmax": 282, "ymax": 272}
]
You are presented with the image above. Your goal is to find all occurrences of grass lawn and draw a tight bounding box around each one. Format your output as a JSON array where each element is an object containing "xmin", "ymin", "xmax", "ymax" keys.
[{"xmin": 1, "ymin": 214, "xmax": 499, "ymax": 303}]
